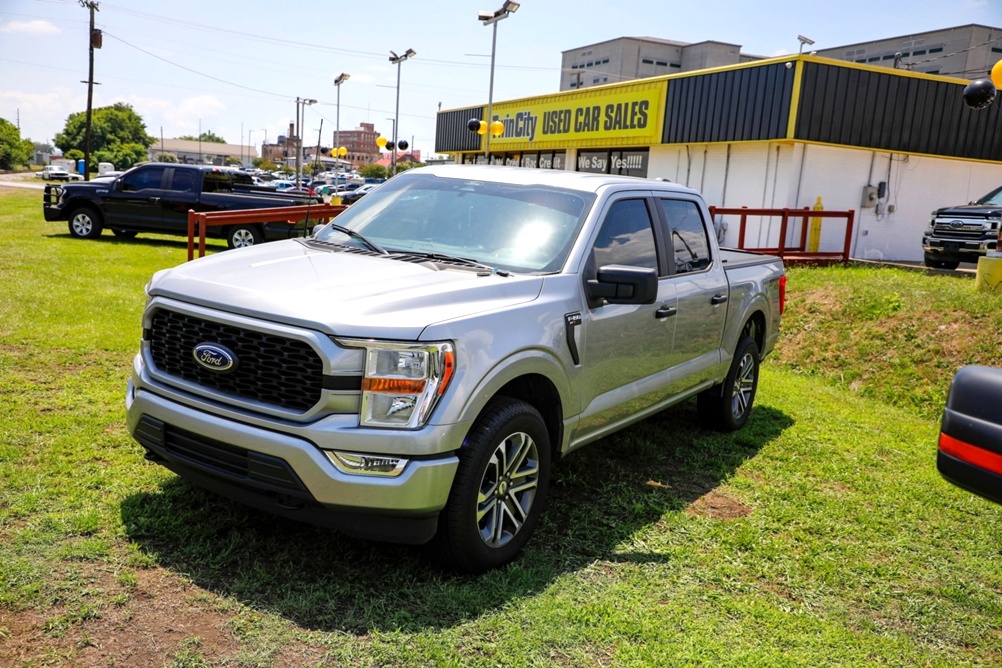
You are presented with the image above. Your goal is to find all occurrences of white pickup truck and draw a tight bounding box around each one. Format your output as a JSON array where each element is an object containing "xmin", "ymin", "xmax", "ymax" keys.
[
  {"xmin": 127, "ymin": 165, "xmax": 786, "ymax": 573},
  {"xmin": 38, "ymin": 165, "xmax": 83, "ymax": 181}
]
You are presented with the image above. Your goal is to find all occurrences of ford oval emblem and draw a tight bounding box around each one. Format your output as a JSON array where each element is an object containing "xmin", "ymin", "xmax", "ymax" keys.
[
  {"xmin": 193, "ymin": 343, "xmax": 237, "ymax": 373},
  {"xmin": 949, "ymin": 220, "xmax": 965, "ymax": 228}
]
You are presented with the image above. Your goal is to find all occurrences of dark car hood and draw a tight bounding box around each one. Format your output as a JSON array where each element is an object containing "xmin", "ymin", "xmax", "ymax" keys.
[{"xmin": 934, "ymin": 204, "xmax": 1002, "ymax": 217}]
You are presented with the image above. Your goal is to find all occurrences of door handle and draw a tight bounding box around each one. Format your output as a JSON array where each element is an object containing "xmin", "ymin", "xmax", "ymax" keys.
[
  {"xmin": 149, "ymin": 197, "xmax": 161, "ymax": 204},
  {"xmin": 710, "ymin": 294, "xmax": 728, "ymax": 305},
  {"xmin": 655, "ymin": 305, "xmax": 677, "ymax": 318}
]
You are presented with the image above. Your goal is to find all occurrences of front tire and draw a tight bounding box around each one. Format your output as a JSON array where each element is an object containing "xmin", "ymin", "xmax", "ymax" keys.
[
  {"xmin": 226, "ymin": 224, "xmax": 263, "ymax": 249},
  {"xmin": 434, "ymin": 398, "xmax": 551, "ymax": 574},
  {"xmin": 698, "ymin": 334, "xmax": 760, "ymax": 432},
  {"xmin": 68, "ymin": 206, "xmax": 104, "ymax": 239}
]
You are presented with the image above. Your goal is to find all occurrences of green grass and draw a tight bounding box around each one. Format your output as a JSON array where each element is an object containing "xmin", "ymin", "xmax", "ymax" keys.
[{"xmin": 1, "ymin": 187, "xmax": 1001, "ymax": 666}]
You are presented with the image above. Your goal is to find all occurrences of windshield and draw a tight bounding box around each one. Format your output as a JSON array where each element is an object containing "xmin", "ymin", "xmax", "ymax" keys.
[
  {"xmin": 314, "ymin": 172, "xmax": 595, "ymax": 274},
  {"xmin": 976, "ymin": 185, "xmax": 1002, "ymax": 205}
]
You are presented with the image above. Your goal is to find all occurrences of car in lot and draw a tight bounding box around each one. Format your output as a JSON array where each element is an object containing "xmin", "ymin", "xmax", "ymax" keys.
[
  {"xmin": 38, "ymin": 165, "xmax": 83, "ymax": 181},
  {"xmin": 341, "ymin": 183, "xmax": 379, "ymax": 204},
  {"xmin": 126, "ymin": 164, "xmax": 786, "ymax": 572}
]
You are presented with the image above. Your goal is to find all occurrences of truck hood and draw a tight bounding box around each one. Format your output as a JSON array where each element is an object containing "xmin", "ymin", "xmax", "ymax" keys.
[
  {"xmin": 149, "ymin": 239, "xmax": 544, "ymax": 339},
  {"xmin": 934, "ymin": 204, "xmax": 1002, "ymax": 217}
]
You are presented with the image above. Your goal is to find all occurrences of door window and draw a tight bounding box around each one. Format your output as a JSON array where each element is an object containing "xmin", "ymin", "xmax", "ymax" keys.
[
  {"xmin": 592, "ymin": 199, "xmax": 658, "ymax": 270},
  {"xmin": 659, "ymin": 199, "xmax": 711, "ymax": 273},
  {"xmin": 169, "ymin": 169, "xmax": 195, "ymax": 192},
  {"xmin": 120, "ymin": 167, "xmax": 165, "ymax": 192}
]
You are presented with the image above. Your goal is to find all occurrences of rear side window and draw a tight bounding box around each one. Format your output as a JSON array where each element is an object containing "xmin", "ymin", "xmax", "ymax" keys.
[
  {"xmin": 202, "ymin": 172, "xmax": 233, "ymax": 193},
  {"xmin": 659, "ymin": 199, "xmax": 711, "ymax": 273},
  {"xmin": 592, "ymin": 199, "xmax": 658, "ymax": 271},
  {"xmin": 168, "ymin": 169, "xmax": 195, "ymax": 192}
]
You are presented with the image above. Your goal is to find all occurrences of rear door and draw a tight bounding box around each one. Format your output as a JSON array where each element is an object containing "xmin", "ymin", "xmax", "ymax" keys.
[
  {"xmin": 102, "ymin": 165, "xmax": 167, "ymax": 231},
  {"xmin": 655, "ymin": 197, "xmax": 728, "ymax": 394},
  {"xmin": 159, "ymin": 168, "xmax": 201, "ymax": 233},
  {"xmin": 574, "ymin": 193, "xmax": 678, "ymax": 440}
]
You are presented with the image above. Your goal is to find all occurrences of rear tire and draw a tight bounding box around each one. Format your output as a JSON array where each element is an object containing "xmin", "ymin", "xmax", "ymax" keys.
[
  {"xmin": 434, "ymin": 398, "xmax": 550, "ymax": 574},
  {"xmin": 226, "ymin": 225, "xmax": 263, "ymax": 249},
  {"xmin": 698, "ymin": 334, "xmax": 760, "ymax": 432},
  {"xmin": 67, "ymin": 206, "xmax": 103, "ymax": 239}
]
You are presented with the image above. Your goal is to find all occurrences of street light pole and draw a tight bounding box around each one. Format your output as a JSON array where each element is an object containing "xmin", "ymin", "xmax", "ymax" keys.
[
  {"xmin": 295, "ymin": 97, "xmax": 317, "ymax": 182},
  {"xmin": 388, "ymin": 49, "xmax": 416, "ymax": 177},
  {"xmin": 334, "ymin": 73, "xmax": 349, "ymax": 184},
  {"xmin": 479, "ymin": 1, "xmax": 519, "ymax": 162}
]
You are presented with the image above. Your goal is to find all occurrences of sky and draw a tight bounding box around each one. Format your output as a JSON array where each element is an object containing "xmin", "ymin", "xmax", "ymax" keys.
[{"xmin": 2, "ymin": 0, "xmax": 1000, "ymax": 161}]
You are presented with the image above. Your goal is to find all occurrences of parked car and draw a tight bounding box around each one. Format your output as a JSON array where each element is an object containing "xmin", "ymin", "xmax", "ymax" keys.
[
  {"xmin": 126, "ymin": 164, "xmax": 786, "ymax": 573},
  {"xmin": 937, "ymin": 365, "xmax": 1002, "ymax": 505},
  {"xmin": 341, "ymin": 183, "xmax": 379, "ymax": 204},
  {"xmin": 38, "ymin": 165, "xmax": 83, "ymax": 181},
  {"xmin": 922, "ymin": 186, "xmax": 1002, "ymax": 269}
]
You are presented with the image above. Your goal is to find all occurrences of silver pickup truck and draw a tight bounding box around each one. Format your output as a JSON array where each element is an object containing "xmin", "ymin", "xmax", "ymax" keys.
[{"xmin": 126, "ymin": 165, "xmax": 785, "ymax": 573}]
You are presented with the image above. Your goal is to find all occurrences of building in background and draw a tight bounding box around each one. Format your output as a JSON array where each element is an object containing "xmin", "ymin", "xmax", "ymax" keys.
[
  {"xmin": 560, "ymin": 36, "xmax": 763, "ymax": 91},
  {"xmin": 147, "ymin": 138, "xmax": 255, "ymax": 166},
  {"xmin": 814, "ymin": 24, "xmax": 1001, "ymax": 78}
]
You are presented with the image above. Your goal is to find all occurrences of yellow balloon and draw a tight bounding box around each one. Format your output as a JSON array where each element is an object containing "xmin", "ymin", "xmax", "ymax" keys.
[
  {"xmin": 476, "ymin": 122, "xmax": 486, "ymax": 135},
  {"xmin": 337, "ymin": 146, "xmax": 347, "ymax": 157},
  {"xmin": 992, "ymin": 59, "xmax": 1002, "ymax": 89},
  {"xmin": 376, "ymin": 136, "xmax": 387, "ymax": 148},
  {"xmin": 490, "ymin": 120, "xmax": 504, "ymax": 137}
]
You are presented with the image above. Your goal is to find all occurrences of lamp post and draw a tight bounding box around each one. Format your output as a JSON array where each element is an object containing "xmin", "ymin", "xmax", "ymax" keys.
[
  {"xmin": 479, "ymin": 1, "xmax": 519, "ymax": 160},
  {"xmin": 334, "ymin": 72, "xmax": 350, "ymax": 184},
  {"xmin": 248, "ymin": 129, "xmax": 254, "ymax": 168},
  {"xmin": 295, "ymin": 96, "xmax": 316, "ymax": 181},
  {"xmin": 260, "ymin": 128, "xmax": 267, "ymax": 165},
  {"xmin": 388, "ymin": 48, "xmax": 416, "ymax": 176}
]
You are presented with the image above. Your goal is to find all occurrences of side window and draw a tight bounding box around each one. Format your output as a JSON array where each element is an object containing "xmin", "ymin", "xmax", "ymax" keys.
[
  {"xmin": 168, "ymin": 169, "xmax": 195, "ymax": 192},
  {"xmin": 592, "ymin": 199, "xmax": 658, "ymax": 271},
  {"xmin": 659, "ymin": 199, "xmax": 711, "ymax": 274},
  {"xmin": 120, "ymin": 167, "xmax": 165, "ymax": 192}
]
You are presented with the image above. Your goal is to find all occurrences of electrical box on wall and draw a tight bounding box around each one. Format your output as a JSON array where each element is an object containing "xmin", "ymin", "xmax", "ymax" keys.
[{"xmin": 861, "ymin": 185, "xmax": 878, "ymax": 208}]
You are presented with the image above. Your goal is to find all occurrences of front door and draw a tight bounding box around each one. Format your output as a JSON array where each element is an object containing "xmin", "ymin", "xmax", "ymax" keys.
[{"xmin": 103, "ymin": 165, "xmax": 167, "ymax": 231}]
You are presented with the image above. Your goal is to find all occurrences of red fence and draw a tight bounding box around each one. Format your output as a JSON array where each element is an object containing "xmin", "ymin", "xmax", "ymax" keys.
[
  {"xmin": 186, "ymin": 204, "xmax": 347, "ymax": 261},
  {"xmin": 708, "ymin": 206, "xmax": 855, "ymax": 265}
]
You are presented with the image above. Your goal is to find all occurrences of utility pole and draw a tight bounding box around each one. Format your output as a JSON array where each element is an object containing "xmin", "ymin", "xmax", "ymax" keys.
[{"xmin": 79, "ymin": 1, "xmax": 100, "ymax": 181}]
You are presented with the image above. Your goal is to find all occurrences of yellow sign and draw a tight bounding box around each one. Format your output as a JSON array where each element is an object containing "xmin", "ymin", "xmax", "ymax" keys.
[{"xmin": 489, "ymin": 83, "xmax": 664, "ymax": 147}]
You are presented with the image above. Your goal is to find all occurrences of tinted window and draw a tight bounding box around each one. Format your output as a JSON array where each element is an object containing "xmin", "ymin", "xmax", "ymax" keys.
[
  {"xmin": 169, "ymin": 169, "xmax": 195, "ymax": 192},
  {"xmin": 592, "ymin": 199, "xmax": 658, "ymax": 271},
  {"xmin": 120, "ymin": 167, "xmax": 165, "ymax": 192},
  {"xmin": 659, "ymin": 199, "xmax": 711, "ymax": 273}
]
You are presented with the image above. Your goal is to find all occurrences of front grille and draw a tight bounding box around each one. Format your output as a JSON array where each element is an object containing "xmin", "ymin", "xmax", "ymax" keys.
[
  {"xmin": 149, "ymin": 309, "xmax": 324, "ymax": 411},
  {"xmin": 932, "ymin": 219, "xmax": 993, "ymax": 241}
]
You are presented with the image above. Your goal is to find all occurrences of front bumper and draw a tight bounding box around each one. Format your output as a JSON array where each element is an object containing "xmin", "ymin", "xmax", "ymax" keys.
[
  {"xmin": 126, "ymin": 374, "xmax": 461, "ymax": 544},
  {"xmin": 923, "ymin": 235, "xmax": 997, "ymax": 257}
]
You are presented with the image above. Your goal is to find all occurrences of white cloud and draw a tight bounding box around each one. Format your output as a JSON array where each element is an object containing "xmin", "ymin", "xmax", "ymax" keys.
[{"xmin": 0, "ymin": 19, "xmax": 60, "ymax": 35}]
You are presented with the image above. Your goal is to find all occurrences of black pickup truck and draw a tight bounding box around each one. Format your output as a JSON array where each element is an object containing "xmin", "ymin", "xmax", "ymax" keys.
[
  {"xmin": 922, "ymin": 185, "xmax": 1002, "ymax": 270},
  {"xmin": 43, "ymin": 163, "xmax": 323, "ymax": 248}
]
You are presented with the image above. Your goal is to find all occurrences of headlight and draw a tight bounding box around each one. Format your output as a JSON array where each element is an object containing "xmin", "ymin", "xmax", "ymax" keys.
[{"xmin": 337, "ymin": 339, "xmax": 455, "ymax": 429}]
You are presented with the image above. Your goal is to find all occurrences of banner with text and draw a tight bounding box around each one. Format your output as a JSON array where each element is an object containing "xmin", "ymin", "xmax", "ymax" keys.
[{"xmin": 488, "ymin": 83, "xmax": 664, "ymax": 147}]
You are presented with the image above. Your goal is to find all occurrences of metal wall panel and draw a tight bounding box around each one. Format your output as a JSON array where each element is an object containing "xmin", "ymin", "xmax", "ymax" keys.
[
  {"xmin": 435, "ymin": 106, "xmax": 484, "ymax": 153},
  {"xmin": 795, "ymin": 62, "xmax": 1002, "ymax": 161},
  {"xmin": 663, "ymin": 62, "xmax": 795, "ymax": 144}
]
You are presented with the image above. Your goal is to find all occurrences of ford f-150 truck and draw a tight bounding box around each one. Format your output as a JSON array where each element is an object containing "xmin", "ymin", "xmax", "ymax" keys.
[
  {"xmin": 43, "ymin": 163, "xmax": 322, "ymax": 248},
  {"xmin": 126, "ymin": 165, "xmax": 786, "ymax": 573},
  {"xmin": 922, "ymin": 185, "xmax": 1002, "ymax": 269}
]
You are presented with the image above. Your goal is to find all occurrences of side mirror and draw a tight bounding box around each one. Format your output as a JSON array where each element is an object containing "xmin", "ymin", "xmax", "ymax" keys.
[
  {"xmin": 938, "ymin": 365, "xmax": 1002, "ymax": 505},
  {"xmin": 586, "ymin": 265, "xmax": 658, "ymax": 305},
  {"xmin": 311, "ymin": 223, "xmax": 327, "ymax": 236}
]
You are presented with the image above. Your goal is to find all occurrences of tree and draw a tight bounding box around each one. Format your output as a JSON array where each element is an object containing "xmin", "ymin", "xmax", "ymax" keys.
[
  {"xmin": 253, "ymin": 157, "xmax": 278, "ymax": 171},
  {"xmin": 0, "ymin": 118, "xmax": 33, "ymax": 170},
  {"xmin": 178, "ymin": 131, "xmax": 226, "ymax": 144},
  {"xmin": 53, "ymin": 103, "xmax": 154, "ymax": 170},
  {"xmin": 155, "ymin": 152, "xmax": 179, "ymax": 163},
  {"xmin": 359, "ymin": 163, "xmax": 387, "ymax": 180}
]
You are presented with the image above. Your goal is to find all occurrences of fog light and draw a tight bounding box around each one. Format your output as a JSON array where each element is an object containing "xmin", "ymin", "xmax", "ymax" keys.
[{"xmin": 326, "ymin": 451, "xmax": 407, "ymax": 477}]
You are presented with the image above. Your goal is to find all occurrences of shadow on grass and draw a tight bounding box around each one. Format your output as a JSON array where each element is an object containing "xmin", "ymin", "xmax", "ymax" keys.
[{"xmin": 121, "ymin": 400, "xmax": 792, "ymax": 634}]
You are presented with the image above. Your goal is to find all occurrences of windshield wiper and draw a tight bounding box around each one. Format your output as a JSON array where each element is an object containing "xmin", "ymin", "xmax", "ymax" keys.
[
  {"xmin": 323, "ymin": 223, "xmax": 388, "ymax": 254},
  {"xmin": 396, "ymin": 250, "xmax": 511, "ymax": 276}
]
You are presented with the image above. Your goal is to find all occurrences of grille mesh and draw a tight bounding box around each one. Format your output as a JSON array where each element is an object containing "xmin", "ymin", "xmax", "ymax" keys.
[{"xmin": 149, "ymin": 309, "xmax": 323, "ymax": 411}]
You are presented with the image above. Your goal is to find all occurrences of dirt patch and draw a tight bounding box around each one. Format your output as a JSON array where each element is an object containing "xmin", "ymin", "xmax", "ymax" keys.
[
  {"xmin": 0, "ymin": 566, "xmax": 291, "ymax": 667},
  {"xmin": 686, "ymin": 489, "xmax": 753, "ymax": 520}
]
